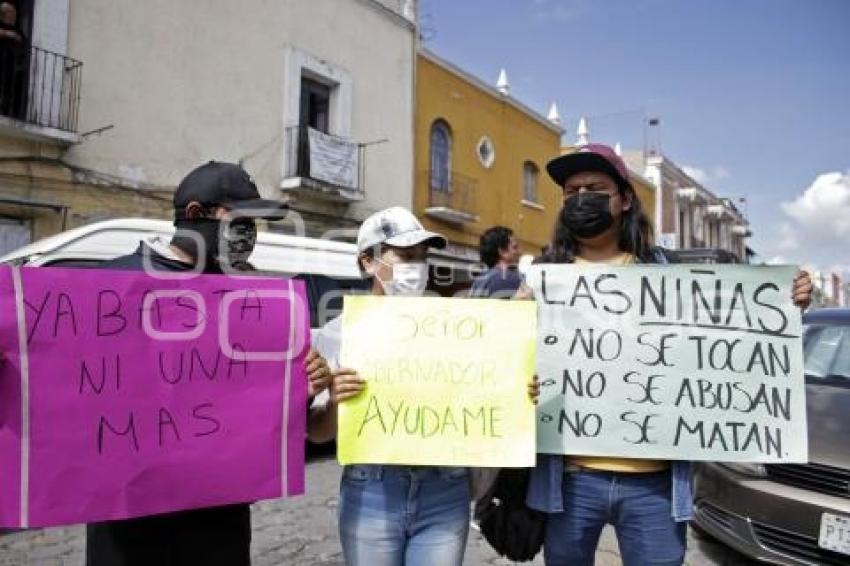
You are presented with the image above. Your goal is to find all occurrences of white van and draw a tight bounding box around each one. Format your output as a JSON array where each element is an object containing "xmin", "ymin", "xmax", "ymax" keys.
[{"xmin": 0, "ymin": 218, "xmax": 367, "ymax": 327}]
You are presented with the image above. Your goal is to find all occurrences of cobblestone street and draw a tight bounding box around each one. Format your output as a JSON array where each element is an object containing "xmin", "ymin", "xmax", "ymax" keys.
[{"xmin": 0, "ymin": 457, "xmax": 756, "ymax": 565}]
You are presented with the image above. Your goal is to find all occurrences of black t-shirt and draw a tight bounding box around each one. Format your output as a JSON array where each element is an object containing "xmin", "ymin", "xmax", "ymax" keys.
[
  {"xmin": 100, "ymin": 241, "xmax": 218, "ymax": 274},
  {"xmin": 86, "ymin": 242, "xmax": 250, "ymax": 566}
]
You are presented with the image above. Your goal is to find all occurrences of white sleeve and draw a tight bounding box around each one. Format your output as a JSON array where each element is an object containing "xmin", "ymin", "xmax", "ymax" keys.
[
  {"xmin": 313, "ymin": 316, "xmax": 342, "ymax": 370},
  {"xmin": 311, "ymin": 388, "xmax": 330, "ymax": 408}
]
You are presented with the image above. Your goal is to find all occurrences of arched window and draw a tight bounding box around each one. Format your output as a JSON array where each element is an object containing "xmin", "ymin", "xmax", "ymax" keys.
[
  {"xmin": 430, "ymin": 120, "xmax": 452, "ymax": 192},
  {"xmin": 523, "ymin": 161, "xmax": 539, "ymax": 203}
]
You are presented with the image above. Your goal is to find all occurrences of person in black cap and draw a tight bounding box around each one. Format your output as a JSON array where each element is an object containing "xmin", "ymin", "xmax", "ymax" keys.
[
  {"xmin": 85, "ymin": 161, "xmax": 333, "ymax": 566},
  {"xmin": 518, "ymin": 144, "xmax": 813, "ymax": 566}
]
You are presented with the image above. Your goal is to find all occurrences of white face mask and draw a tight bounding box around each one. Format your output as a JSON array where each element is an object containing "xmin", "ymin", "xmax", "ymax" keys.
[{"xmin": 378, "ymin": 261, "xmax": 429, "ymax": 296}]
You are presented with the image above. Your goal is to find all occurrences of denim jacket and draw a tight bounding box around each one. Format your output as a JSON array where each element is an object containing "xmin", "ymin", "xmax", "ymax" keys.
[{"xmin": 525, "ymin": 247, "xmax": 694, "ymax": 522}]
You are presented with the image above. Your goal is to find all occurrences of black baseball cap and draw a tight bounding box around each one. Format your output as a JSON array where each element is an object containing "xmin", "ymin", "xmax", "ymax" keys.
[{"xmin": 173, "ymin": 161, "xmax": 288, "ymax": 220}]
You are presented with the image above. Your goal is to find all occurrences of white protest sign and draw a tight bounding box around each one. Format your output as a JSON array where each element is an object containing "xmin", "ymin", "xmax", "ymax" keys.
[
  {"xmin": 307, "ymin": 128, "xmax": 359, "ymax": 189},
  {"xmin": 526, "ymin": 264, "xmax": 807, "ymax": 463}
]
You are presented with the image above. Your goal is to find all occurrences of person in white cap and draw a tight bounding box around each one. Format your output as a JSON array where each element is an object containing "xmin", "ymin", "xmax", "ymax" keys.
[
  {"xmin": 309, "ymin": 206, "xmax": 446, "ymax": 369},
  {"xmin": 309, "ymin": 206, "xmax": 477, "ymax": 565}
]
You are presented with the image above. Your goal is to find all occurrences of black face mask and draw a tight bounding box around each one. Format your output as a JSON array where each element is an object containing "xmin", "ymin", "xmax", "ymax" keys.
[
  {"xmin": 172, "ymin": 218, "xmax": 220, "ymax": 268},
  {"xmin": 561, "ymin": 191, "xmax": 615, "ymax": 239},
  {"xmin": 171, "ymin": 218, "xmax": 257, "ymax": 269}
]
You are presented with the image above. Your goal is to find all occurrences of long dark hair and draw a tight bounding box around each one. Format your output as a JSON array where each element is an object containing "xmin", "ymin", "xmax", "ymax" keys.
[{"xmin": 537, "ymin": 181, "xmax": 655, "ymax": 264}]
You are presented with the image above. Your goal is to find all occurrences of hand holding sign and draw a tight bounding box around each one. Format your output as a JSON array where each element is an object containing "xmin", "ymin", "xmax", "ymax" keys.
[
  {"xmin": 529, "ymin": 375, "xmax": 540, "ymax": 405},
  {"xmin": 331, "ymin": 367, "xmax": 366, "ymax": 403},
  {"xmin": 305, "ymin": 348, "xmax": 332, "ymax": 397},
  {"xmin": 792, "ymin": 270, "xmax": 813, "ymax": 310}
]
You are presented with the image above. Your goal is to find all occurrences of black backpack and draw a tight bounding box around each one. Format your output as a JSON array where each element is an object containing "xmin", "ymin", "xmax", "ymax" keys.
[{"xmin": 475, "ymin": 468, "xmax": 546, "ymax": 562}]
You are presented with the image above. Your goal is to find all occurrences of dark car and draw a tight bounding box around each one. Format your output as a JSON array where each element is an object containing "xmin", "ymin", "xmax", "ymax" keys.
[{"xmin": 693, "ymin": 308, "xmax": 850, "ymax": 565}]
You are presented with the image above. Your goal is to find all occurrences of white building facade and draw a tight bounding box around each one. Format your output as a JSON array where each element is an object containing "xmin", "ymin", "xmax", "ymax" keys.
[
  {"xmin": 625, "ymin": 151, "xmax": 751, "ymax": 262},
  {"xmin": 0, "ymin": 0, "xmax": 419, "ymax": 242}
]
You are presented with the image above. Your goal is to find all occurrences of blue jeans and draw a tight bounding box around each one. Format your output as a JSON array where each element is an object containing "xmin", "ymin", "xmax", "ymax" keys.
[
  {"xmin": 544, "ymin": 469, "xmax": 687, "ymax": 566},
  {"xmin": 338, "ymin": 465, "xmax": 470, "ymax": 566}
]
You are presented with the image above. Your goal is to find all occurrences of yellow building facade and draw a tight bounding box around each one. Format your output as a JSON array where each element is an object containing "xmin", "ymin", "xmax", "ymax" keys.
[
  {"xmin": 557, "ymin": 144, "xmax": 657, "ymax": 237},
  {"xmin": 414, "ymin": 50, "xmax": 564, "ymax": 276},
  {"xmin": 628, "ymin": 172, "xmax": 657, "ymax": 227}
]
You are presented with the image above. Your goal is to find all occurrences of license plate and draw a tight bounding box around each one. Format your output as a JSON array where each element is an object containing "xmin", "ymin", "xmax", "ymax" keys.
[{"xmin": 819, "ymin": 512, "xmax": 850, "ymax": 555}]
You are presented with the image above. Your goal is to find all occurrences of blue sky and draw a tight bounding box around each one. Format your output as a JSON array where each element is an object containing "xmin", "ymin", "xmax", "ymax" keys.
[{"xmin": 421, "ymin": 0, "xmax": 850, "ymax": 273}]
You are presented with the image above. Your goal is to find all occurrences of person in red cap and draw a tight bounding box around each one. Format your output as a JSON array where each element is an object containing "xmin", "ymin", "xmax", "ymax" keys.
[{"xmin": 518, "ymin": 144, "xmax": 813, "ymax": 565}]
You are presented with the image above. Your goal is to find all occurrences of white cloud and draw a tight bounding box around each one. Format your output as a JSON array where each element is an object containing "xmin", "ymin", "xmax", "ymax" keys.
[
  {"xmin": 760, "ymin": 170, "xmax": 850, "ymax": 278},
  {"xmin": 780, "ymin": 170, "xmax": 850, "ymax": 240}
]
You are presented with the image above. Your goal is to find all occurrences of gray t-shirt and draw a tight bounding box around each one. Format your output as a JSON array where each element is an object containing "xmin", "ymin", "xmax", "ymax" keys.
[{"xmin": 469, "ymin": 266, "xmax": 523, "ymax": 299}]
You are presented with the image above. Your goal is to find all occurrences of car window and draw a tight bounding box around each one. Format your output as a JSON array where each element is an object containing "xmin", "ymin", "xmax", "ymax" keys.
[
  {"xmin": 803, "ymin": 323, "xmax": 850, "ymax": 386},
  {"xmin": 42, "ymin": 258, "xmax": 106, "ymax": 268}
]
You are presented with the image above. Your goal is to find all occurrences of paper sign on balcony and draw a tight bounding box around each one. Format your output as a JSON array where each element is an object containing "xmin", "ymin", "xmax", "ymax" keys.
[
  {"xmin": 527, "ymin": 264, "xmax": 807, "ymax": 463},
  {"xmin": 308, "ymin": 127, "xmax": 359, "ymax": 190}
]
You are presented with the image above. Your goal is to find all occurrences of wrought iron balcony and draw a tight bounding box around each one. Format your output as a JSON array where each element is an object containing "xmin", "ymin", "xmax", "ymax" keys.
[
  {"xmin": 425, "ymin": 170, "xmax": 478, "ymax": 224},
  {"xmin": 281, "ymin": 125, "xmax": 365, "ymax": 202},
  {"xmin": 0, "ymin": 43, "xmax": 82, "ymax": 139}
]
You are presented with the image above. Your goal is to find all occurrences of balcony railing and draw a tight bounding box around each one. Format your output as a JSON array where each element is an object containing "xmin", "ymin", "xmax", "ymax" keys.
[
  {"xmin": 282, "ymin": 125, "xmax": 365, "ymax": 201},
  {"xmin": 0, "ymin": 43, "xmax": 82, "ymax": 134},
  {"xmin": 425, "ymin": 170, "xmax": 478, "ymax": 224}
]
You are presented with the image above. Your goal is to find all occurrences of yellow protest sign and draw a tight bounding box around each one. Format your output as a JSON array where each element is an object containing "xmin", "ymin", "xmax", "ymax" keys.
[{"xmin": 337, "ymin": 296, "xmax": 537, "ymax": 467}]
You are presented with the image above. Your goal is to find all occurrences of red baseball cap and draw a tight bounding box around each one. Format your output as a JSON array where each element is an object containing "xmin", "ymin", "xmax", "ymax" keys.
[{"xmin": 546, "ymin": 143, "xmax": 632, "ymax": 189}]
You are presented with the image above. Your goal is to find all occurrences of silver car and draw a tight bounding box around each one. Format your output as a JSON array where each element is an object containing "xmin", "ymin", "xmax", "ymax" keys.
[{"xmin": 694, "ymin": 308, "xmax": 850, "ymax": 566}]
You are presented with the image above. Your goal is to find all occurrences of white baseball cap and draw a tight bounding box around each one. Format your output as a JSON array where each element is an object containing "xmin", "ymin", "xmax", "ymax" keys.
[{"xmin": 357, "ymin": 207, "xmax": 447, "ymax": 253}]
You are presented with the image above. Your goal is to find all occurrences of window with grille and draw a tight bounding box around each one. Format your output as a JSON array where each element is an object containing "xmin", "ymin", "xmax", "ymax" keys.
[
  {"xmin": 430, "ymin": 120, "xmax": 452, "ymax": 192},
  {"xmin": 523, "ymin": 161, "xmax": 538, "ymax": 203}
]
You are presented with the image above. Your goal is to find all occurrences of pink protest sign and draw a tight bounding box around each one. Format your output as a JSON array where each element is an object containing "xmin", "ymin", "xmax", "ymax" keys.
[{"xmin": 0, "ymin": 265, "xmax": 309, "ymax": 528}]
